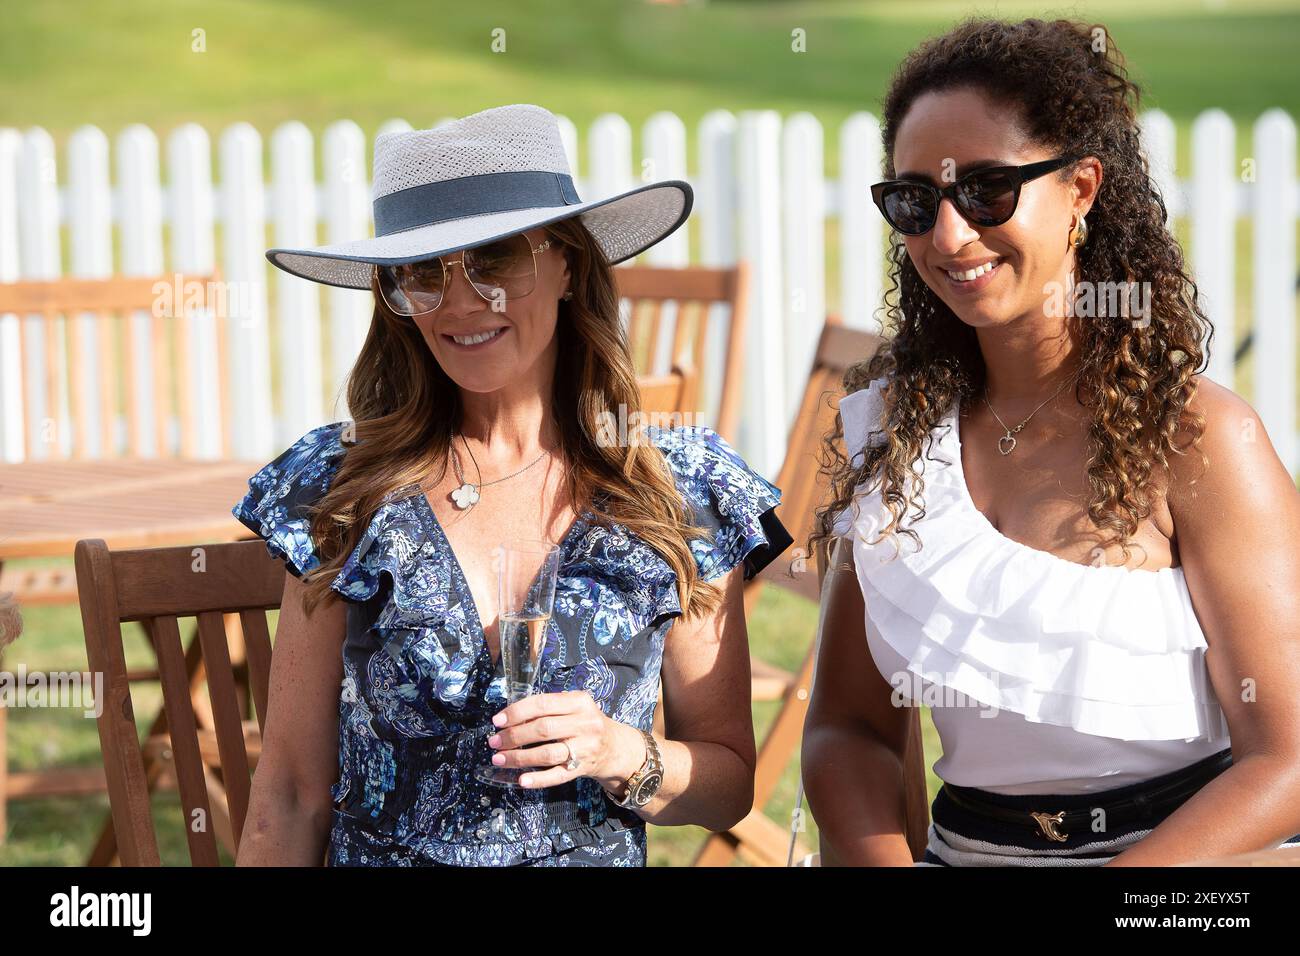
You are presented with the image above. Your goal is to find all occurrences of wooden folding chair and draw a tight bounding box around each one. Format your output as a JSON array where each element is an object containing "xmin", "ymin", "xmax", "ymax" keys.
[
  {"xmin": 615, "ymin": 263, "xmax": 749, "ymax": 443},
  {"xmin": 692, "ymin": 316, "xmax": 933, "ymax": 865},
  {"xmin": 75, "ymin": 536, "xmax": 281, "ymax": 866}
]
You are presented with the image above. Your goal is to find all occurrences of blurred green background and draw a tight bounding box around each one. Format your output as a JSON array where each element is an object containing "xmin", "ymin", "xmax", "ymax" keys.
[
  {"xmin": 5, "ymin": 0, "xmax": 1300, "ymax": 139},
  {"xmin": 1, "ymin": 0, "xmax": 1297, "ymax": 865}
]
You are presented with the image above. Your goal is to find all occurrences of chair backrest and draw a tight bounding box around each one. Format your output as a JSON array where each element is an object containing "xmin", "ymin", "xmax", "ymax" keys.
[
  {"xmin": 793, "ymin": 318, "xmax": 931, "ymax": 863},
  {"xmin": 614, "ymin": 263, "xmax": 749, "ymax": 442},
  {"xmin": 0, "ymin": 272, "xmax": 225, "ymax": 461},
  {"xmin": 754, "ymin": 316, "xmax": 883, "ymax": 604},
  {"xmin": 637, "ymin": 366, "xmax": 698, "ymax": 426},
  {"xmin": 75, "ymin": 536, "xmax": 281, "ymax": 866}
]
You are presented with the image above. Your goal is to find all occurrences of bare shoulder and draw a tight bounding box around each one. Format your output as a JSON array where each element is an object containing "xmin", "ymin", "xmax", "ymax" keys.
[{"xmin": 1167, "ymin": 374, "xmax": 1295, "ymax": 516}]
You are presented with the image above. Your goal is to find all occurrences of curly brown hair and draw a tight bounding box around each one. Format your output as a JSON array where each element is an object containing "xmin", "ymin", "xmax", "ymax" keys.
[
  {"xmin": 296, "ymin": 216, "xmax": 721, "ymax": 620},
  {"xmin": 810, "ymin": 17, "xmax": 1211, "ymax": 565}
]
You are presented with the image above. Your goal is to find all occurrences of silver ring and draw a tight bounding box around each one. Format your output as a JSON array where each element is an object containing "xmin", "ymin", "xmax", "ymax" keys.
[{"xmin": 562, "ymin": 740, "xmax": 580, "ymax": 772}]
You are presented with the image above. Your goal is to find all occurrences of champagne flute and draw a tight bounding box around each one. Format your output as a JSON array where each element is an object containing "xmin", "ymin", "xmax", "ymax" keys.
[{"xmin": 473, "ymin": 539, "xmax": 560, "ymax": 787}]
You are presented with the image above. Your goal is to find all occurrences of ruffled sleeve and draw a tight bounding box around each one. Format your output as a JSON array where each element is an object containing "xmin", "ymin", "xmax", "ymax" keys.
[
  {"xmin": 231, "ymin": 422, "xmax": 352, "ymax": 579},
  {"xmin": 831, "ymin": 377, "xmax": 889, "ymax": 537},
  {"xmin": 649, "ymin": 425, "xmax": 793, "ymax": 584}
]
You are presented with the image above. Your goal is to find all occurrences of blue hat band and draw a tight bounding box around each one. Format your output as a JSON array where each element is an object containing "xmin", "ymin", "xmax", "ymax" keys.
[{"xmin": 372, "ymin": 170, "xmax": 583, "ymax": 237}]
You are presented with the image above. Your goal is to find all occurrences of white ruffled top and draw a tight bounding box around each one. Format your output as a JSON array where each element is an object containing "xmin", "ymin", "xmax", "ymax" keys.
[{"xmin": 834, "ymin": 378, "xmax": 1231, "ymax": 795}]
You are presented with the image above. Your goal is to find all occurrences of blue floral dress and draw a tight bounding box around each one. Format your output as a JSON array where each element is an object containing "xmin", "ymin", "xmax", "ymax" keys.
[{"xmin": 231, "ymin": 422, "xmax": 792, "ymax": 866}]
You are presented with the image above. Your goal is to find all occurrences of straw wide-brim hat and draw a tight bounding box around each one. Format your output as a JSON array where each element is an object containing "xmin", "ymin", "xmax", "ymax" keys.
[{"xmin": 265, "ymin": 103, "xmax": 693, "ymax": 290}]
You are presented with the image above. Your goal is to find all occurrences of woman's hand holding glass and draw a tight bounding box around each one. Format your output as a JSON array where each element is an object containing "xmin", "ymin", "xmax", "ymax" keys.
[{"xmin": 487, "ymin": 690, "xmax": 647, "ymax": 792}]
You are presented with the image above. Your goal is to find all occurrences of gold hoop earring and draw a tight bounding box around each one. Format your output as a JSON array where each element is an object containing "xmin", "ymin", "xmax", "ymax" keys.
[{"xmin": 1070, "ymin": 214, "xmax": 1089, "ymax": 249}]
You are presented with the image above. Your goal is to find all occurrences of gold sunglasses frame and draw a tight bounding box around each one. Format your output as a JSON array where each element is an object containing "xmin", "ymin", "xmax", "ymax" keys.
[{"xmin": 374, "ymin": 235, "xmax": 553, "ymax": 317}]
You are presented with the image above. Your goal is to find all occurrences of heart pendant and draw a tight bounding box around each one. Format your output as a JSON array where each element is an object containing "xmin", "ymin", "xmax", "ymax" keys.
[
  {"xmin": 998, "ymin": 434, "xmax": 1017, "ymax": 456},
  {"xmin": 450, "ymin": 483, "xmax": 480, "ymax": 509}
]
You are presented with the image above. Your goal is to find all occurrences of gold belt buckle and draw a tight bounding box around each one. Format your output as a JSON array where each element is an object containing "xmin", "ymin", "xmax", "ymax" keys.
[{"xmin": 1030, "ymin": 810, "xmax": 1068, "ymax": 842}]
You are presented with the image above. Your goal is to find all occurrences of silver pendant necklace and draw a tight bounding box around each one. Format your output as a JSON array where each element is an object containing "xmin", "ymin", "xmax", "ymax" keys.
[
  {"xmin": 982, "ymin": 368, "xmax": 1081, "ymax": 456},
  {"xmin": 449, "ymin": 435, "xmax": 549, "ymax": 511}
]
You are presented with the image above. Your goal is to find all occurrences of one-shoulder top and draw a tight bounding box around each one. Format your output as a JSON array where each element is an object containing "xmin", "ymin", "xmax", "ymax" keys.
[
  {"xmin": 232, "ymin": 422, "xmax": 793, "ymax": 865},
  {"xmin": 832, "ymin": 379, "xmax": 1231, "ymax": 795}
]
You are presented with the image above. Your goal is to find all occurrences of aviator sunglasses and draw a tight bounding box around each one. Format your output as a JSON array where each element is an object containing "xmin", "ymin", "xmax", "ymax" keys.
[
  {"xmin": 374, "ymin": 231, "xmax": 552, "ymax": 316},
  {"xmin": 870, "ymin": 156, "xmax": 1077, "ymax": 236}
]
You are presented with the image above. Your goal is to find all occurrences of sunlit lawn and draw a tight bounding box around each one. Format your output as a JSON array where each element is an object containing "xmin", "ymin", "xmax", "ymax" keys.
[{"xmin": 5, "ymin": 1, "xmax": 1299, "ymax": 140}]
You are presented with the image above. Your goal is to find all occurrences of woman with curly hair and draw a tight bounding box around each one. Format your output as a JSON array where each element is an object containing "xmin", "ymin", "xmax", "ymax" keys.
[{"xmin": 802, "ymin": 18, "xmax": 1300, "ymax": 866}]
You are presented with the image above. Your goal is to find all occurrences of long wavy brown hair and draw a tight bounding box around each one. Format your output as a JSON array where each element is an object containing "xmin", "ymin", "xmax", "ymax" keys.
[
  {"xmin": 810, "ymin": 17, "xmax": 1211, "ymax": 566},
  {"xmin": 297, "ymin": 216, "xmax": 722, "ymax": 620}
]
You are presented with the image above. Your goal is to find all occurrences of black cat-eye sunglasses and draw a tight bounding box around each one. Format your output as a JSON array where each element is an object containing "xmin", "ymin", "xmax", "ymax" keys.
[{"xmin": 870, "ymin": 156, "xmax": 1078, "ymax": 236}]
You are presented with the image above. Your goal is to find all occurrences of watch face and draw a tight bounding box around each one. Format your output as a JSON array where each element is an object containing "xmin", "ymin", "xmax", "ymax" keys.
[{"xmin": 633, "ymin": 771, "xmax": 664, "ymax": 806}]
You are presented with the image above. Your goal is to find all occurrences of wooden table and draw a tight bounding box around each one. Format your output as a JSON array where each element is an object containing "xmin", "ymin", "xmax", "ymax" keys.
[
  {"xmin": 0, "ymin": 457, "xmax": 264, "ymax": 844},
  {"xmin": 0, "ymin": 458, "xmax": 262, "ymax": 561}
]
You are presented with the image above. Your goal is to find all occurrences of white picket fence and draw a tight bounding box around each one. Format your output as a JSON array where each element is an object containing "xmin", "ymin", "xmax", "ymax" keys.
[{"xmin": 1, "ymin": 108, "xmax": 1296, "ymax": 477}]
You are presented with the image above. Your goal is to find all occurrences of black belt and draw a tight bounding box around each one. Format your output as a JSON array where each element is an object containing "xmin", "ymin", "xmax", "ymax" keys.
[{"xmin": 938, "ymin": 747, "xmax": 1233, "ymax": 843}]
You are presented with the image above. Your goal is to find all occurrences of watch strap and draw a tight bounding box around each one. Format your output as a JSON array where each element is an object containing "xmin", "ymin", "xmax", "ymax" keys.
[{"xmin": 613, "ymin": 729, "xmax": 661, "ymax": 808}]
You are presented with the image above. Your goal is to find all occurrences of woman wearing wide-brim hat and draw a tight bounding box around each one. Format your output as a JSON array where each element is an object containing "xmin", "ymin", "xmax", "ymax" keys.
[{"xmin": 232, "ymin": 103, "xmax": 792, "ymax": 866}]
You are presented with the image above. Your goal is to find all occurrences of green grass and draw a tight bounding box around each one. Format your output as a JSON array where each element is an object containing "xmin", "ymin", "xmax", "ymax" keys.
[{"xmin": 3, "ymin": 1, "xmax": 1299, "ymax": 151}]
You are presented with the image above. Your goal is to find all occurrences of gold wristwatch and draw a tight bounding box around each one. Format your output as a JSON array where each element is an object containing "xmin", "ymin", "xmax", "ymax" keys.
[{"xmin": 611, "ymin": 729, "xmax": 664, "ymax": 808}]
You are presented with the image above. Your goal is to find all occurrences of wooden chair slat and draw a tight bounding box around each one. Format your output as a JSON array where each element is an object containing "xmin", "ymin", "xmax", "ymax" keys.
[
  {"xmin": 68, "ymin": 311, "xmax": 88, "ymax": 459},
  {"xmin": 14, "ymin": 311, "xmax": 29, "ymax": 462},
  {"xmin": 715, "ymin": 261, "xmax": 749, "ymax": 441},
  {"xmin": 150, "ymin": 614, "xmax": 222, "ymax": 866},
  {"xmin": 690, "ymin": 301, "xmax": 710, "ymax": 377},
  {"xmin": 123, "ymin": 306, "xmax": 141, "ymax": 457},
  {"xmin": 0, "ymin": 276, "xmax": 182, "ymax": 314},
  {"xmin": 618, "ymin": 299, "xmax": 639, "ymax": 358},
  {"xmin": 215, "ymin": 291, "xmax": 230, "ymax": 459},
  {"xmin": 200, "ymin": 763, "xmax": 239, "ymax": 857},
  {"xmin": 643, "ymin": 301, "xmax": 664, "ymax": 371},
  {"xmin": 637, "ymin": 367, "xmax": 695, "ymax": 422},
  {"xmin": 674, "ymin": 302, "xmax": 704, "ymax": 415},
  {"xmin": 87, "ymin": 622, "xmax": 211, "ymax": 866},
  {"xmin": 176, "ymin": 306, "xmax": 194, "ymax": 459},
  {"xmin": 669, "ymin": 299, "xmax": 695, "ymax": 369},
  {"xmin": 98, "ymin": 310, "xmax": 116, "ymax": 458},
  {"xmin": 240, "ymin": 610, "xmax": 274, "ymax": 735},
  {"xmin": 4, "ymin": 766, "xmax": 106, "ymax": 797},
  {"xmin": 43, "ymin": 311, "xmax": 59, "ymax": 456},
  {"xmin": 613, "ymin": 267, "xmax": 736, "ymax": 301},
  {"xmin": 195, "ymin": 610, "xmax": 253, "ymax": 845},
  {"xmin": 109, "ymin": 540, "xmax": 286, "ymax": 620},
  {"xmin": 152, "ymin": 310, "xmax": 170, "ymax": 457}
]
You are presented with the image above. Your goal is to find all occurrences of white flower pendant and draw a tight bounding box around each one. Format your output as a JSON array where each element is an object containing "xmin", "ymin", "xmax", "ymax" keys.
[{"xmin": 451, "ymin": 482, "xmax": 480, "ymax": 510}]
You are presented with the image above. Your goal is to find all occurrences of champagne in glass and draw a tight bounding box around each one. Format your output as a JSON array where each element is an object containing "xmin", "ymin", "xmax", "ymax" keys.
[
  {"xmin": 500, "ymin": 611, "xmax": 551, "ymax": 702},
  {"xmin": 474, "ymin": 539, "xmax": 560, "ymax": 787}
]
